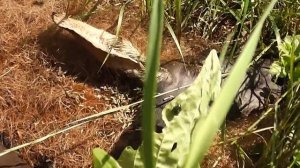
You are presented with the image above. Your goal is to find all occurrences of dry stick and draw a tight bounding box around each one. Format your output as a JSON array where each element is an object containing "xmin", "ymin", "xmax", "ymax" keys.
[
  {"xmin": 68, "ymin": 84, "xmax": 191, "ymax": 125},
  {"xmin": 0, "ymin": 66, "xmax": 16, "ymax": 79},
  {"xmin": 0, "ymin": 120, "xmax": 90, "ymax": 157},
  {"xmin": 0, "ymin": 84, "xmax": 191, "ymax": 157}
]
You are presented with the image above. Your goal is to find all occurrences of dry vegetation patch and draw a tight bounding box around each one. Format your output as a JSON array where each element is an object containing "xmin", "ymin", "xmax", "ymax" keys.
[{"xmin": 0, "ymin": 1, "xmax": 134, "ymax": 167}]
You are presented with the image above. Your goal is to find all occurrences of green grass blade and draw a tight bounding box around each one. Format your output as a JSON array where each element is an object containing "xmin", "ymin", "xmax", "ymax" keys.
[
  {"xmin": 269, "ymin": 15, "xmax": 282, "ymax": 45},
  {"xmin": 219, "ymin": 31, "xmax": 235, "ymax": 64},
  {"xmin": 81, "ymin": 0, "xmax": 101, "ymax": 21},
  {"xmin": 115, "ymin": 3, "xmax": 126, "ymax": 38},
  {"xmin": 99, "ymin": 3, "xmax": 126, "ymax": 71},
  {"xmin": 184, "ymin": 0, "xmax": 278, "ymax": 167},
  {"xmin": 108, "ymin": 2, "xmax": 126, "ymax": 51},
  {"xmin": 181, "ymin": 1, "xmax": 199, "ymax": 28},
  {"xmin": 174, "ymin": 0, "xmax": 182, "ymax": 39},
  {"xmin": 146, "ymin": 0, "xmax": 152, "ymax": 12},
  {"xmin": 141, "ymin": 0, "xmax": 164, "ymax": 167},
  {"xmin": 165, "ymin": 19, "xmax": 186, "ymax": 70}
]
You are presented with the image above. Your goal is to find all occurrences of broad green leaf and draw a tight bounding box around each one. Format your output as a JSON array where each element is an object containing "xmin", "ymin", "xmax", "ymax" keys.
[
  {"xmin": 273, "ymin": 35, "xmax": 300, "ymax": 81},
  {"xmin": 92, "ymin": 148, "xmax": 120, "ymax": 168},
  {"xmin": 270, "ymin": 61, "xmax": 285, "ymax": 77},
  {"xmin": 118, "ymin": 146, "xmax": 138, "ymax": 168},
  {"xmin": 118, "ymin": 133, "xmax": 164, "ymax": 168},
  {"xmin": 118, "ymin": 50, "xmax": 221, "ymax": 168},
  {"xmin": 163, "ymin": 49, "xmax": 221, "ymax": 125},
  {"xmin": 158, "ymin": 49, "xmax": 221, "ymax": 167}
]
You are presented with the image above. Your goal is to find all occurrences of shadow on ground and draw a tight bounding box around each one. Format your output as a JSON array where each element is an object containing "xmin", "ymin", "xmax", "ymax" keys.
[{"xmin": 37, "ymin": 26, "xmax": 143, "ymax": 94}]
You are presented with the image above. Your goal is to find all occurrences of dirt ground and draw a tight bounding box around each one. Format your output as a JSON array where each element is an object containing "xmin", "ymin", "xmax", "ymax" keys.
[{"xmin": 0, "ymin": 0, "xmax": 268, "ymax": 167}]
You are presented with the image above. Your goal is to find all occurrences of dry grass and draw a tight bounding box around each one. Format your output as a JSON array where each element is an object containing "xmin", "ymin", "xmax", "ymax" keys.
[{"xmin": 0, "ymin": 0, "xmax": 134, "ymax": 167}]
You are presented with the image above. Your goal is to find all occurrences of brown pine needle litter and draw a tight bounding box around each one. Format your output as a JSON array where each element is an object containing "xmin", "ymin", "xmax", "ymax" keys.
[
  {"xmin": 0, "ymin": 0, "xmax": 259, "ymax": 167},
  {"xmin": 0, "ymin": 1, "xmax": 134, "ymax": 167}
]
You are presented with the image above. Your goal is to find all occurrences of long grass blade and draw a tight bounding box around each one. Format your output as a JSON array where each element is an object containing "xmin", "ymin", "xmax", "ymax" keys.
[
  {"xmin": 181, "ymin": 1, "xmax": 199, "ymax": 28},
  {"xmin": 174, "ymin": 0, "xmax": 182, "ymax": 39},
  {"xmin": 165, "ymin": 19, "xmax": 186, "ymax": 70},
  {"xmin": 146, "ymin": 0, "xmax": 152, "ymax": 12},
  {"xmin": 99, "ymin": 3, "xmax": 126, "ymax": 71},
  {"xmin": 219, "ymin": 31, "xmax": 235, "ymax": 64},
  {"xmin": 184, "ymin": 0, "xmax": 278, "ymax": 167},
  {"xmin": 141, "ymin": 0, "xmax": 164, "ymax": 167}
]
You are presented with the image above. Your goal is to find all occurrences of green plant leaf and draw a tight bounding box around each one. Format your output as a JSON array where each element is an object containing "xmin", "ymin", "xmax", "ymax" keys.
[
  {"xmin": 174, "ymin": 0, "xmax": 182, "ymax": 38},
  {"xmin": 273, "ymin": 35, "xmax": 300, "ymax": 82},
  {"xmin": 270, "ymin": 61, "xmax": 285, "ymax": 77},
  {"xmin": 163, "ymin": 49, "xmax": 221, "ymax": 125},
  {"xmin": 165, "ymin": 19, "xmax": 186, "ymax": 68},
  {"xmin": 118, "ymin": 146, "xmax": 138, "ymax": 168},
  {"xmin": 118, "ymin": 133, "xmax": 164, "ymax": 168},
  {"xmin": 141, "ymin": 0, "xmax": 164, "ymax": 167},
  {"xmin": 93, "ymin": 148, "xmax": 121, "ymax": 168},
  {"xmin": 295, "ymin": 66, "xmax": 300, "ymax": 81},
  {"xmin": 118, "ymin": 49, "xmax": 221, "ymax": 168},
  {"xmin": 158, "ymin": 49, "xmax": 221, "ymax": 167}
]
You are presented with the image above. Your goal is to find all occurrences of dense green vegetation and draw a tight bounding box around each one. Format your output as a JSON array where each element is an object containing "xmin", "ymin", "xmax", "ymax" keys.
[{"xmin": 92, "ymin": 0, "xmax": 300, "ymax": 167}]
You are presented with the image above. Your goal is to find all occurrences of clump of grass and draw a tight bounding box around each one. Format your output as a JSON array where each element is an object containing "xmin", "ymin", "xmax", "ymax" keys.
[
  {"xmin": 254, "ymin": 81, "xmax": 300, "ymax": 167},
  {"xmin": 155, "ymin": 0, "xmax": 300, "ymax": 60},
  {"xmin": 63, "ymin": 0, "xmax": 102, "ymax": 20},
  {"xmin": 255, "ymin": 34, "xmax": 300, "ymax": 167}
]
